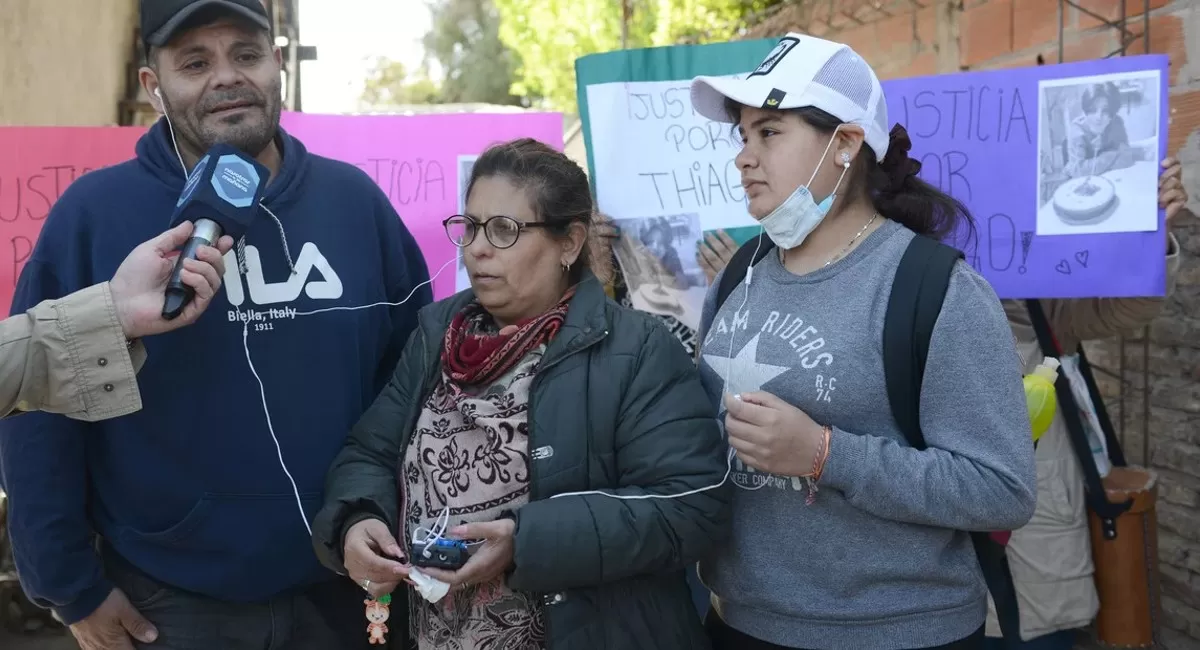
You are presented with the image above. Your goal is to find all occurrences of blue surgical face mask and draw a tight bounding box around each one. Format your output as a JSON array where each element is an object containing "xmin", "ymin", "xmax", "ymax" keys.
[{"xmin": 758, "ymin": 130, "xmax": 850, "ymax": 250}]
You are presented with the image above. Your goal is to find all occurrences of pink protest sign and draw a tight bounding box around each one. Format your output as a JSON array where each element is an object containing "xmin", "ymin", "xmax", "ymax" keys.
[
  {"xmin": 0, "ymin": 111, "xmax": 563, "ymax": 312},
  {"xmin": 0, "ymin": 127, "xmax": 146, "ymax": 311},
  {"xmin": 279, "ymin": 111, "xmax": 565, "ymax": 300}
]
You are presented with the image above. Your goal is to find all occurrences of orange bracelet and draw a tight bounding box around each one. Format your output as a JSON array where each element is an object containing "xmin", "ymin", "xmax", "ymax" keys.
[
  {"xmin": 812, "ymin": 425, "xmax": 832, "ymax": 482},
  {"xmin": 804, "ymin": 425, "xmax": 832, "ymax": 505}
]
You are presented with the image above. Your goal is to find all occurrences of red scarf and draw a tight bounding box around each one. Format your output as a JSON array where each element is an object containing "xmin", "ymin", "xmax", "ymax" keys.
[{"xmin": 442, "ymin": 287, "xmax": 576, "ymax": 387}]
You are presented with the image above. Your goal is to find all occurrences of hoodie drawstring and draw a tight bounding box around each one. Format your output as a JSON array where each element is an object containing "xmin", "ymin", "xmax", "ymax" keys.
[
  {"xmin": 235, "ymin": 238, "xmax": 250, "ymax": 275},
  {"xmin": 230, "ymin": 204, "xmax": 297, "ymax": 278},
  {"xmin": 259, "ymin": 204, "xmax": 297, "ymax": 276}
]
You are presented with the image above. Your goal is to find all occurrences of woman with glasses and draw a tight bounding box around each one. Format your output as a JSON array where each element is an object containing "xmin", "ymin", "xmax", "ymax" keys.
[{"xmin": 311, "ymin": 138, "xmax": 730, "ymax": 650}]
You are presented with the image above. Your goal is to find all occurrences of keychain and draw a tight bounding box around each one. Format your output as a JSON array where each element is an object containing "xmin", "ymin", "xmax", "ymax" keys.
[{"xmin": 364, "ymin": 593, "xmax": 391, "ymax": 645}]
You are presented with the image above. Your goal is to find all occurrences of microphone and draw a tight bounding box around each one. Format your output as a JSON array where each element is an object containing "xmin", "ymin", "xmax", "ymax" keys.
[{"xmin": 162, "ymin": 144, "xmax": 270, "ymax": 320}]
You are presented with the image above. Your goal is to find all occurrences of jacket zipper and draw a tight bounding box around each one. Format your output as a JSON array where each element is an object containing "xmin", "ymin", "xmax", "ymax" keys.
[
  {"xmin": 527, "ymin": 326, "xmax": 609, "ymax": 501},
  {"xmin": 526, "ymin": 326, "xmax": 609, "ymax": 648},
  {"xmin": 400, "ymin": 328, "xmax": 436, "ymax": 453},
  {"xmin": 397, "ymin": 328, "xmax": 437, "ymax": 548}
]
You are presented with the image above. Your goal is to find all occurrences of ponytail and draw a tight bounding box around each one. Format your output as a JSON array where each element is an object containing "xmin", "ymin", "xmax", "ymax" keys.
[{"xmin": 868, "ymin": 124, "xmax": 976, "ymax": 244}]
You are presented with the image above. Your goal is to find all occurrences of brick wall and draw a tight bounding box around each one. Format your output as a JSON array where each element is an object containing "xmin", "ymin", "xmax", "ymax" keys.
[{"xmin": 749, "ymin": 0, "xmax": 1200, "ymax": 646}]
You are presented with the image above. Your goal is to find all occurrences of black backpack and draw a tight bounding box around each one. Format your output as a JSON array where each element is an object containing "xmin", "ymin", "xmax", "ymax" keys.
[{"xmin": 712, "ymin": 232, "xmax": 1024, "ymax": 643}]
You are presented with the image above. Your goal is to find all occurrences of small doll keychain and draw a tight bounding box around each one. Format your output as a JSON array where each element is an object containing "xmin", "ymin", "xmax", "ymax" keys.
[{"xmin": 364, "ymin": 593, "xmax": 391, "ymax": 645}]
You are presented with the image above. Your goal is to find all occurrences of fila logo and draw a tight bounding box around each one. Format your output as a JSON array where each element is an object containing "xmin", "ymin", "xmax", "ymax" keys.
[{"xmin": 222, "ymin": 242, "xmax": 344, "ymax": 307}]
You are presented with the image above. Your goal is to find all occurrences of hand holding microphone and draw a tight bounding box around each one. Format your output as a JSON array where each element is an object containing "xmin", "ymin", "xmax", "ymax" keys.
[
  {"xmin": 162, "ymin": 144, "xmax": 269, "ymax": 320},
  {"xmin": 109, "ymin": 222, "xmax": 235, "ymax": 339}
]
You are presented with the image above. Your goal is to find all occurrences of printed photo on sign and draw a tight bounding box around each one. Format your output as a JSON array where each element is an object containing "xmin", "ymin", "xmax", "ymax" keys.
[
  {"xmin": 612, "ymin": 213, "xmax": 707, "ymax": 330},
  {"xmin": 457, "ymin": 154, "xmax": 478, "ymax": 214},
  {"xmin": 1035, "ymin": 70, "xmax": 1161, "ymax": 236},
  {"xmin": 455, "ymin": 154, "xmax": 479, "ymax": 291}
]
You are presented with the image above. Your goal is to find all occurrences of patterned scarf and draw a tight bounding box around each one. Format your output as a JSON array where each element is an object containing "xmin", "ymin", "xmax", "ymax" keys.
[{"xmin": 442, "ymin": 287, "xmax": 576, "ymax": 387}]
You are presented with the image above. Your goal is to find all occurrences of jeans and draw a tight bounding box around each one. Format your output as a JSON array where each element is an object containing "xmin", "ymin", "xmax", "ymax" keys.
[{"xmin": 101, "ymin": 541, "xmax": 390, "ymax": 650}]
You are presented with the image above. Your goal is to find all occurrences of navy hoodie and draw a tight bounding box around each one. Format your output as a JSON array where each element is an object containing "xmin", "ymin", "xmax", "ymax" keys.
[{"xmin": 0, "ymin": 119, "xmax": 432, "ymax": 624}]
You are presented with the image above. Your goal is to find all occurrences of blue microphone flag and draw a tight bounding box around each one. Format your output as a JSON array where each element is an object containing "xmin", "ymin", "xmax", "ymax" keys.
[{"xmin": 168, "ymin": 143, "xmax": 269, "ymax": 241}]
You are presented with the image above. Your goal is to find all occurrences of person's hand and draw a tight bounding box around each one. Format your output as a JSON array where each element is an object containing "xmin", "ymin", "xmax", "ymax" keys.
[
  {"xmin": 724, "ymin": 391, "xmax": 824, "ymax": 477},
  {"xmin": 344, "ymin": 518, "xmax": 409, "ymax": 599},
  {"xmin": 68, "ymin": 588, "xmax": 158, "ymax": 650},
  {"xmin": 420, "ymin": 519, "xmax": 515, "ymax": 589},
  {"xmin": 1063, "ymin": 159, "xmax": 1080, "ymax": 178},
  {"xmin": 697, "ymin": 230, "xmax": 737, "ymax": 284},
  {"xmin": 1159, "ymin": 157, "xmax": 1189, "ymax": 224},
  {"xmin": 109, "ymin": 222, "xmax": 235, "ymax": 339}
]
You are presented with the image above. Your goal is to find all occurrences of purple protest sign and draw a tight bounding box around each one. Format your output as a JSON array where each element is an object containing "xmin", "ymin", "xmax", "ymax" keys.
[{"xmin": 882, "ymin": 54, "xmax": 1170, "ymax": 299}]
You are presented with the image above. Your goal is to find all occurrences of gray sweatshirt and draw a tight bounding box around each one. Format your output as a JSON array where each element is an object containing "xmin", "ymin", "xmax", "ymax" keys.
[{"xmin": 696, "ymin": 218, "xmax": 1038, "ymax": 650}]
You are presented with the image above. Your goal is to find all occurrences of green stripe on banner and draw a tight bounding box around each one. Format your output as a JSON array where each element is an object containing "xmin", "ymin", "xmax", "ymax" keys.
[{"xmin": 574, "ymin": 39, "xmax": 777, "ymax": 197}]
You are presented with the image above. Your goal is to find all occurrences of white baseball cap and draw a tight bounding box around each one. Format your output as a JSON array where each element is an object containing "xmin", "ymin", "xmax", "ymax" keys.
[{"xmin": 690, "ymin": 33, "xmax": 891, "ymax": 161}]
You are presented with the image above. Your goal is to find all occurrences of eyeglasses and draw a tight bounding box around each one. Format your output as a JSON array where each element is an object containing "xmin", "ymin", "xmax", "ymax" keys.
[{"xmin": 443, "ymin": 214, "xmax": 552, "ymax": 249}]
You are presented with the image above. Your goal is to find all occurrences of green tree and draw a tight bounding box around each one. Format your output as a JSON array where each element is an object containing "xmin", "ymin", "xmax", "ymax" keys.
[
  {"xmin": 493, "ymin": 0, "xmax": 785, "ymax": 113},
  {"xmin": 423, "ymin": 0, "xmax": 528, "ymax": 105},
  {"xmin": 360, "ymin": 0, "xmax": 527, "ymax": 108},
  {"xmin": 360, "ymin": 58, "xmax": 442, "ymax": 108}
]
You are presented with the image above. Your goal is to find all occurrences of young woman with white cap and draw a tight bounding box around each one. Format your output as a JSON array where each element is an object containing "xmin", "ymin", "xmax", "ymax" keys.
[{"xmin": 687, "ymin": 33, "xmax": 1038, "ymax": 650}]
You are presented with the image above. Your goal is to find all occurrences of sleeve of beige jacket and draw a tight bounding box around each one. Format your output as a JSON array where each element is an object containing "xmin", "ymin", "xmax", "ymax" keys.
[
  {"xmin": 1040, "ymin": 232, "xmax": 1182, "ymax": 350},
  {"xmin": 0, "ymin": 282, "xmax": 148, "ymax": 422},
  {"xmin": 1005, "ymin": 233, "xmax": 1184, "ymax": 348}
]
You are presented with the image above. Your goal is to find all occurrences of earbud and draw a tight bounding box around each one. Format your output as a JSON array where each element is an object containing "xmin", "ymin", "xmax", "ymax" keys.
[{"xmin": 154, "ymin": 87, "xmax": 162, "ymax": 99}]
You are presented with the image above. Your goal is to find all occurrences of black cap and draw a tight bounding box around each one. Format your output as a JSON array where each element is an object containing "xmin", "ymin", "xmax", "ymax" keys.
[{"xmin": 141, "ymin": 0, "xmax": 271, "ymax": 48}]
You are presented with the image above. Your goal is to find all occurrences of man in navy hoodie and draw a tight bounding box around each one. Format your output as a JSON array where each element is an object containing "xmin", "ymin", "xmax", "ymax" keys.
[{"xmin": 0, "ymin": 1, "xmax": 432, "ymax": 648}]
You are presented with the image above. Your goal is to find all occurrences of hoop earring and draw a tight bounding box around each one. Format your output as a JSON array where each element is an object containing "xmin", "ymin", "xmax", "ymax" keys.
[{"xmin": 562, "ymin": 261, "xmax": 571, "ymax": 274}]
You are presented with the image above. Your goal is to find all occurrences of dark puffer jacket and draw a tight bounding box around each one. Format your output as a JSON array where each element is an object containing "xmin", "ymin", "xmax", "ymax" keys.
[{"xmin": 311, "ymin": 273, "xmax": 730, "ymax": 650}]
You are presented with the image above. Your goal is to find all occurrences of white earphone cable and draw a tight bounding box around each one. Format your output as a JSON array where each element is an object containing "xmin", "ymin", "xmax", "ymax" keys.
[
  {"xmin": 160, "ymin": 109, "xmax": 460, "ymax": 536},
  {"xmin": 159, "ymin": 103, "xmax": 771, "ymax": 547},
  {"xmin": 551, "ymin": 130, "xmax": 854, "ymax": 501},
  {"xmin": 549, "ymin": 230, "xmax": 768, "ymax": 502},
  {"xmin": 240, "ymin": 255, "xmax": 458, "ymax": 537}
]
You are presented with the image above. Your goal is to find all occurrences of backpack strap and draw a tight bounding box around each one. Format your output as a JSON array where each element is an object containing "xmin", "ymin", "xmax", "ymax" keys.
[
  {"xmin": 1024, "ymin": 299, "xmax": 1132, "ymax": 540},
  {"xmin": 883, "ymin": 235, "xmax": 1023, "ymax": 645},
  {"xmin": 973, "ymin": 533, "xmax": 1023, "ymax": 645},
  {"xmin": 883, "ymin": 234, "xmax": 962, "ymax": 450},
  {"xmin": 714, "ymin": 233, "xmax": 775, "ymax": 312}
]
